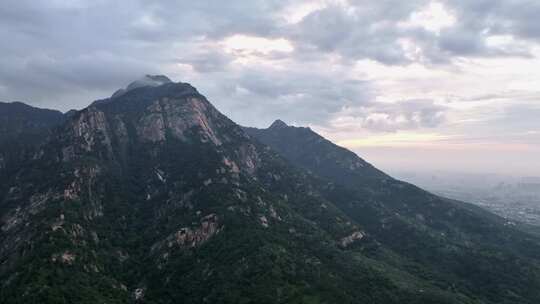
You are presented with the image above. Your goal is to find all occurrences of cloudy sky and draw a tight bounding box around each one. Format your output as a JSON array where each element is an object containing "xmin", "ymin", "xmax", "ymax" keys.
[{"xmin": 1, "ymin": 0, "xmax": 539, "ymax": 176}]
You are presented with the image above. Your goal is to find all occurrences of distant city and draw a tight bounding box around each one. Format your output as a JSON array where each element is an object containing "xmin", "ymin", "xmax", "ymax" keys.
[{"xmin": 393, "ymin": 171, "xmax": 540, "ymax": 227}]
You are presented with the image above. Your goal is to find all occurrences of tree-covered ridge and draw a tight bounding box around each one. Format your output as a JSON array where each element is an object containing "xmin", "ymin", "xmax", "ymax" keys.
[
  {"xmin": 0, "ymin": 80, "xmax": 539, "ymax": 303},
  {"xmin": 247, "ymin": 120, "xmax": 540, "ymax": 302}
]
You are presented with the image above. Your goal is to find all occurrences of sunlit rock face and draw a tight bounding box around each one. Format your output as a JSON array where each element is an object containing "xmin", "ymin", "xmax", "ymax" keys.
[
  {"xmin": 136, "ymin": 97, "xmax": 223, "ymax": 145},
  {"xmin": 169, "ymin": 214, "xmax": 221, "ymax": 249},
  {"xmin": 339, "ymin": 230, "xmax": 364, "ymax": 248},
  {"xmin": 61, "ymin": 79, "xmax": 261, "ymax": 175},
  {"xmin": 71, "ymin": 107, "xmax": 112, "ymax": 152}
]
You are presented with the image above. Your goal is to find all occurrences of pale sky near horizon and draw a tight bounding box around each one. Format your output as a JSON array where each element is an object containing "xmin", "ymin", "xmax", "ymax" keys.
[{"xmin": 1, "ymin": 0, "xmax": 539, "ymax": 176}]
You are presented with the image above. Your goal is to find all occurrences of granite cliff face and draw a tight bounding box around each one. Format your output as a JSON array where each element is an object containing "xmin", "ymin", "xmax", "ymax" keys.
[{"xmin": 1, "ymin": 77, "xmax": 540, "ymax": 304}]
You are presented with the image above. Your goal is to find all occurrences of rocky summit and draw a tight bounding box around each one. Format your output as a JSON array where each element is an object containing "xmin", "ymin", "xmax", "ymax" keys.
[
  {"xmin": 111, "ymin": 75, "xmax": 173, "ymax": 99},
  {"xmin": 1, "ymin": 77, "xmax": 540, "ymax": 304}
]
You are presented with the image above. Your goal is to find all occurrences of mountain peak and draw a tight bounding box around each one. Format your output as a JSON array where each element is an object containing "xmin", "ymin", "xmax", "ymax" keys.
[
  {"xmin": 112, "ymin": 74, "xmax": 173, "ymax": 98},
  {"xmin": 4, "ymin": 77, "xmax": 540, "ymax": 304},
  {"xmin": 144, "ymin": 74, "xmax": 172, "ymax": 82},
  {"xmin": 126, "ymin": 74, "xmax": 172, "ymax": 90},
  {"xmin": 268, "ymin": 119, "xmax": 288, "ymax": 129}
]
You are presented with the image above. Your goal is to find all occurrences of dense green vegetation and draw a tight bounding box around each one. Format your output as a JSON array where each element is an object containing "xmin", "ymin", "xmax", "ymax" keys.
[{"xmin": 1, "ymin": 83, "xmax": 540, "ymax": 303}]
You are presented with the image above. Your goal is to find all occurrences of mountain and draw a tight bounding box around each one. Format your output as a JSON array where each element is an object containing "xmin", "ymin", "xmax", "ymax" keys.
[
  {"xmin": 0, "ymin": 101, "xmax": 65, "ymax": 143},
  {"xmin": 246, "ymin": 121, "xmax": 540, "ymax": 301},
  {"xmin": 1, "ymin": 77, "xmax": 540, "ymax": 303},
  {"xmin": 243, "ymin": 120, "xmax": 388, "ymax": 187},
  {"xmin": 0, "ymin": 101, "xmax": 66, "ymax": 172},
  {"xmin": 110, "ymin": 75, "xmax": 173, "ymax": 99}
]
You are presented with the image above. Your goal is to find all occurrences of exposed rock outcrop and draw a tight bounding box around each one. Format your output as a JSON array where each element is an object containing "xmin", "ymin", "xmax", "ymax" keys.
[
  {"xmin": 339, "ymin": 231, "xmax": 365, "ymax": 248},
  {"xmin": 166, "ymin": 214, "xmax": 221, "ymax": 249}
]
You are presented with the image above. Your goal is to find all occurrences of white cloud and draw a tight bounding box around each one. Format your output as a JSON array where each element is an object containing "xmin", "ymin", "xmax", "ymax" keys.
[
  {"xmin": 403, "ymin": 2, "xmax": 456, "ymax": 34},
  {"xmin": 222, "ymin": 35, "xmax": 294, "ymax": 55}
]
